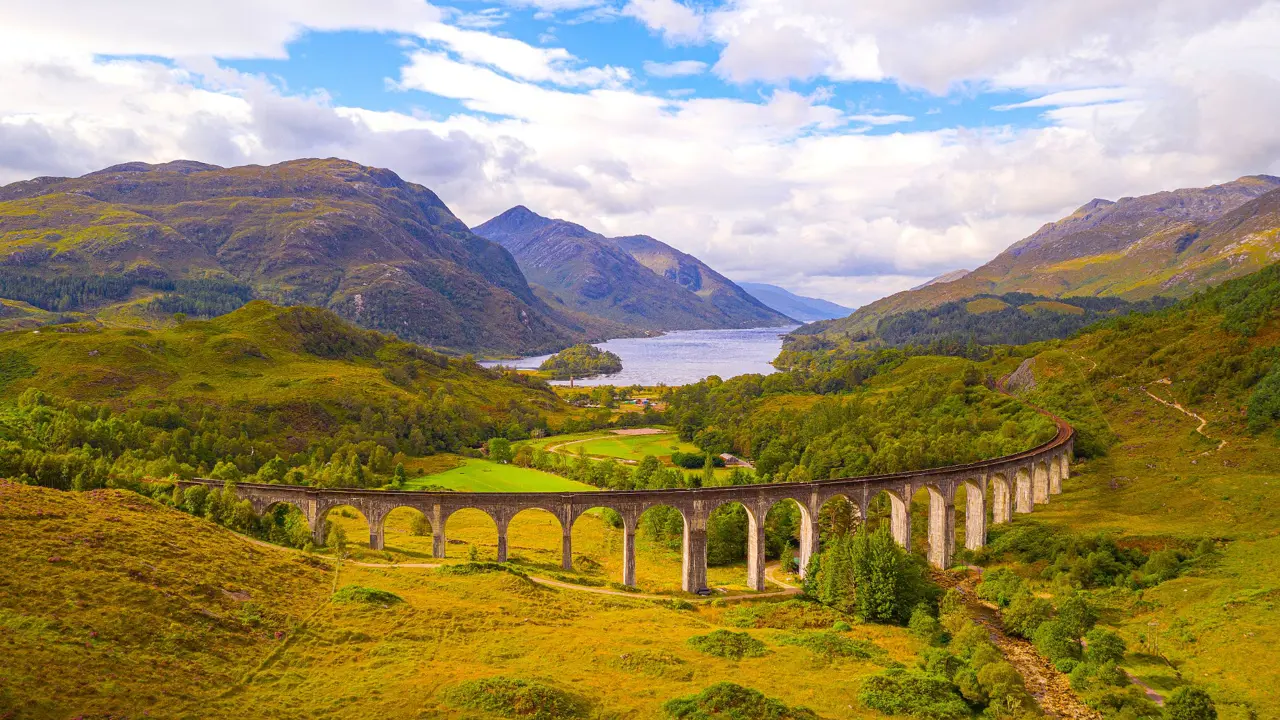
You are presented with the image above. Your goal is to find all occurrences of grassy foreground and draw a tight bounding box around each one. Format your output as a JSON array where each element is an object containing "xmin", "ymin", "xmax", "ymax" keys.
[{"xmin": 0, "ymin": 481, "xmax": 920, "ymax": 719}]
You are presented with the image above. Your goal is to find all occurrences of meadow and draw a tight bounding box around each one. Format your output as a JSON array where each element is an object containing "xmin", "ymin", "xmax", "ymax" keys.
[{"xmin": 400, "ymin": 456, "xmax": 598, "ymax": 493}]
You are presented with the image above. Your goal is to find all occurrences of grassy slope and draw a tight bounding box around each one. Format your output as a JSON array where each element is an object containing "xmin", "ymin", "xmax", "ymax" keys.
[
  {"xmin": 0, "ymin": 300, "xmax": 565, "ymax": 425},
  {"xmin": 0, "ymin": 482, "xmax": 332, "ymax": 718},
  {"xmin": 0, "ymin": 480, "xmax": 920, "ymax": 718},
  {"xmin": 1005, "ymin": 317, "xmax": 1280, "ymax": 717}
]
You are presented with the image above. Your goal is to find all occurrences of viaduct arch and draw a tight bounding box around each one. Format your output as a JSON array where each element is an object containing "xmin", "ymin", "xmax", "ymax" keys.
[{"xmin": 178, "ymin": 417, "xmax": 1072, "ymax": 593}]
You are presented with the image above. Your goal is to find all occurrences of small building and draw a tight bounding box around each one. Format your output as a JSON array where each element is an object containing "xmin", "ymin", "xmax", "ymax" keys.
[{"xmin": 719, "ymin": 453, "xmax": 753, "ymax": 468}]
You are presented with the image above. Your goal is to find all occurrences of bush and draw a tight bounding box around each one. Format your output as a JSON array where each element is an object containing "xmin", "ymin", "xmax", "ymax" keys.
[
  {"xmin": 722, "ymin": 600, "xmax": 845, "ymax": 630},
  {"xmin": 858, "ymin": 669, "xmax": 971, "ymax": 720},
  {"xmin": 776, "ymin": 632, "xmax": 883, "ymax": 661},
  {"xmin": 687, "ymin": 630, "xmax": 769, "ymax": 660},
  {"xmin": 444, "ymin": 677, "xmax": 589, "ymax": 719},
  {"xmin": 909, "ymin": 605, "xmax": 945, "ymax": 645},
  {"xmin": 1003, "ymin": 593, "xmax": 1053, "ymax": 638},
  {"xmin": 331, "ymin": 585, "xmax": 403, "ymax": 605},
  {"xmin": 662, "ymin": 682, "xmax": 817, "ymax": 719},
  {"xmin": 1032, "ymin": 619, "xmax": 1081, "ymax": 663},
  {"xmin": 1084, "ymin": 628, "xmax": 1126, "ymax": 666},
  {"xmin": 832, "ymin": 620, "xmax": 853, "ymax": 632},
  {"xmin": 1165, "ymin": 687, "xmax": 1217, "ymax": 720}
]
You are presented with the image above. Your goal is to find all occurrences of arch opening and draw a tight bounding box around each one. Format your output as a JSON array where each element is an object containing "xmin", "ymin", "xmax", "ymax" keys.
[
  {"xmin": 763, "ymin": 498, "xmax": 804, "ymax": 575},
  {"xmin": 569, "ymin": 506, "xmax": 627, "ymax": 584},
  {"xmin": 380, "ymin": 506, "xmax": 434, "ymax": 559},
  {"xmin": 317, "ymin": 504, "xmax": 372, "ymax": 556},
  {"xmin": 636, "ymin": 504, "xmax": 688, "ymax": 593},
  {"xmin": 504, "ymin": 507, "xmax": 564, "ymax": 569},
  {"xmin": 259, "ymin": 500, "xmax": 313, "ymax": 550},
  {"xmin": 442, "ymin": 508, "xmax": 501, "ymax": 562}
]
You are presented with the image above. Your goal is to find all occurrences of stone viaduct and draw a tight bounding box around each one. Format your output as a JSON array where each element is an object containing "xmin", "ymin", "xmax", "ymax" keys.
[{"xmin": 177, "ymin": 417, "xmax": 1072, "ymax": 593}]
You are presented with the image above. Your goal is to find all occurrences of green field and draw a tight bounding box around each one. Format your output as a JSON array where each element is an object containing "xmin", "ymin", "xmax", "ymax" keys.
[
  {"xmin": 403, "ymin": 457, "xmax": 598, "ymax": 493},
  {"xmin": 562, "ymin": 431, "xmax": 700, "ymax": 463}
]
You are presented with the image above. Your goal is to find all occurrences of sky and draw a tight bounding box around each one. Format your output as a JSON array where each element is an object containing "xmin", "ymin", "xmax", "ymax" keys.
[{"xmin": 3, "ymin": 1, "xmax": 1280, "ymax": 307}]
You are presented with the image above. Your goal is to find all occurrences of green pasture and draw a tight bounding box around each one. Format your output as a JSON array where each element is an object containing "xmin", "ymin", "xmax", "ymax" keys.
[{"xmin": 403, "ymin": 457, "xmax": 598, "ymax": 493}]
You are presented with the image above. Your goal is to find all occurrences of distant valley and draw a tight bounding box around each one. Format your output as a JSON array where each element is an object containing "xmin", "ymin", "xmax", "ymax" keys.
[
  {"xmin": 473, "ymin": 206, "xmax": 792, "ymax": 333},
  {"xmin": 738, "ymin": 282, "xmax": 853, "ymax": 322}
]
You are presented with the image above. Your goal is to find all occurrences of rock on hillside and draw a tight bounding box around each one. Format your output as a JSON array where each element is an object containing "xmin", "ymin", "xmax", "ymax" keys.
[
  {"xmin": 473, "ymin": 206, "xmax": 792, "ymax": 331},
  {"xmin": 801, "ymin": 175, "xmax": 1280, "ymax": 338},
  {"xmin": 0, "ymin": 159, "xmax": 595, "ymax": 355}
]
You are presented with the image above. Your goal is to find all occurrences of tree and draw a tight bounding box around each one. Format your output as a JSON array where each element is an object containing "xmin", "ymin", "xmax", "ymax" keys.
[
  {"xmin": 1084, "ymin": 628, "xmax": 1126, "ymax": 666},
  {"xmin": 1003, "ymin": 593, "xmax": 1053, "ymax": 638},
  {"xmin": 488, "ymin": 437, "xmax": 513, "ymax": 464},
  {"xmin": 393, "ymin": 462, "xmax": 408, "ymax": 486},
  {"xmin": 326, "ymin": 523, "xmax": 348, "ymax": 558},
  {"xmin": 1164, "ymin": 687, "xmax": 1217, "ymax": 720},
  {"xmin": 1057, "ymin": 592, "xmax": 1098, "ymax": 637},
  {"xmin": 702, "ymin": 452, "xmax": 716, "ymax": 487}
]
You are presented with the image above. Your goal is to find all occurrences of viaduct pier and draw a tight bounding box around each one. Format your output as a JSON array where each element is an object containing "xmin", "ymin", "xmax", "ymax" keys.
[{"xmin": 178, "ymin": 418, "xmax": 1072, "ymax": 593}]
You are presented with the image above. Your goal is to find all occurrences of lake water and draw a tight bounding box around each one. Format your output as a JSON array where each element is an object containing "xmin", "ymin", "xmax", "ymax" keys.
[{"xmin": 484, "ymin": 325, "xmax": 800, "ymax": 387}]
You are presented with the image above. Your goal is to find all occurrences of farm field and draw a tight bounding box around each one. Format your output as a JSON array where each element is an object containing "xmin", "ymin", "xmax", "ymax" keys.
[{"xmin": 401, "ymin": 457, "xmax": 598, "ymax": 493}]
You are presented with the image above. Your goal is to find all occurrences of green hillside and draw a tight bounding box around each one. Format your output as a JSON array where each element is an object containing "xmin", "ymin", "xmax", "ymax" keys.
[
  {"xmin": 0, "ymin": 301, "xmax": 569, "ymax": 489},
  {"xmin": 0, "ymin": 159, "xmax": 603, "ymax": 355}
]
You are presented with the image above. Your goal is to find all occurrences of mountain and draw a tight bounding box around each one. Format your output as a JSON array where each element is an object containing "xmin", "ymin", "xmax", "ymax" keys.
[
  {"xmin": 801, "ymin": 175, "xmax": 1280, "ymax": 338},
  {"xmin": 910, "ymin": 269, "xmax": 970, "ymax": 291},
  {"xmin": 0, "ymin": 158, "xmax": 600, "ymax": 355},
  {"xmin": 473, "ymin": 206, "xmax": 791, "ymax": 331},
  {"xmin": 738, "ymin": 282, "xmax": 851, "ymax": 321}
]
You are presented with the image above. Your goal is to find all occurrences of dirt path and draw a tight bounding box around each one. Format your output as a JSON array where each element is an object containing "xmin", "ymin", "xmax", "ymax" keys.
[
  {"xmin": 1141, "ymin": 381, "xmax": 1226, "ymax": 453},
  {"xmin": 942, "ymin": 570, "xmax": 1101, "ymax": 719}
]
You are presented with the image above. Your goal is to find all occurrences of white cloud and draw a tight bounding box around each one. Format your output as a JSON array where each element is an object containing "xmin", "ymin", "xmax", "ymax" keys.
[
  {"xmin": 849, "ymin": 113, "xmax": 913, "ymax": 126},
  {"xmin": 993, "ymin": 87, "xmax": 1139, "ymax": 111},
  {"xmin": 624, "ymin": 0, "xmax": 706, "ymax": 43},
  {"xmin": 2, "ymin": 0, "xmax": 1280, "ymax": 303},
  {"xmin": 642, "ymin": 60, "xmax": 707, "ymax": 77}
]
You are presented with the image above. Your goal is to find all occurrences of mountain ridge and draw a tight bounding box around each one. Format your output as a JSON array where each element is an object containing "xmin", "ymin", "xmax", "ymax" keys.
[
  {"xmin": 0, "ymin": 158, "xmax": 608, "ymax": 355},
  {"xmin": 738, "ymin": 282, "xmax": 852, "ymax": 321},
  {"xmin": 799, "ymin": 174, "xmax": 1280, "ymax": 338},
  {"xmin": 473, "ymin": 206, "xmax": 792, "ymax": 331}
]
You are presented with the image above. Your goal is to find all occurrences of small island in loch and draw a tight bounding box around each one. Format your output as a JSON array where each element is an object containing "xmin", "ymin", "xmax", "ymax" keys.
[{"xmin": 538, "ymin": 343, "xmax": 624, "ymax": 380}]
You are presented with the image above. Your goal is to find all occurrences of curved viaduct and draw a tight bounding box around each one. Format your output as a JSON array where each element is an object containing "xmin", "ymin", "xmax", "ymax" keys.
[{"xmin": 178, "ymin": 419, "xmax": 1072, "ymax": 593}]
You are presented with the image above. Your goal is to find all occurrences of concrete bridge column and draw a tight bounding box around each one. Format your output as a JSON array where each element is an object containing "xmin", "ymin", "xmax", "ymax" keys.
[
  {"xmin": 1049, "ymin": 458, "xmax": 1062, "ymax": 495},
  {"xmin": 681, "ymin": 503, "xmax": 708, "ymax": 593},
  {"xmin": 927, "ymin": 488, "xmax": 955, "ymax": 569},
  {"xmin": 1015, "ymin": 468, "xmax": 1034, "ymax": 514},
  {"xmin": 965, "ymin": 478, "xmax": 987, "ymax": 550},
  {"xmin": 559, "ymin": 505, "xmax": 574, "ymax": 571},
  {"xmin": 495, "ymin": 517, "xmax": 510, "ymax": 563},
  {"xmin": 431, "ymin": 504, "xmax": 446, "ymax": 559},
  {"xmin": 621, "ymin": 517, "xmax": 637, "ymax": 588},
  {"xmin": 311, "ymin": 515, "xmax": 327, "ymax": 546},
  {"xmin": 745, "ymin": 501, "xmax": 768, "ymax": 592},
  {"xmin": 992, "ymin": 475, "xmax": 1012, "ymax": 525},
  {"xmin": 797, "ymin": 503, "xmax": 819, "ymax": 579},
  {"xmin": 368, "ymin": 514, "xmax": 386, "ymax": 551},
  {"xmin": 1033, "ymin": 462, "xmax": 1049, "ymax": 505},
  {"xmin": 1059, "ymin": 453, "xmax": 1070, "ymax": 483},
  {"xmin": 889, "ymin": 492, "xmax": 912, "ymax": 550}
]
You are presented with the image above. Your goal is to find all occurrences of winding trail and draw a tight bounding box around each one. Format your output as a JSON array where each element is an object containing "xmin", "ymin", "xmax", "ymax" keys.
[{"xmin": 1141, "ymin": 380, "xmax": 1226, "ymax": 453}]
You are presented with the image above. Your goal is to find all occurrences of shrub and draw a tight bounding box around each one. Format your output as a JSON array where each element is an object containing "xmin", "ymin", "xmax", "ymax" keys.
[
  {"xmin": 1033, "ymin": 619, "xmax": 1081, "ymax": 663},
  {"xmin": 1003, "ymin": 593, "xmax": 1053, "ymax": 638},
  {"xmin": 331, "ymin": 585, "xmax": 403, "ymax": 605},
  {"xmin": 1056, "ymin": 593, "xmax": 1097, "ymax": 637},
  {"xmin": 687, "ymin": 630, "xmax": 769, "ymax": 660},
  {"xmin": 662, "ymin": 682, "xmax": 817, "ymax": 719},
  {"xmin": 1164, "ymin": 687, "xmax": 1217, "ymax": 720},
  {"xmin": 975, "ymin": 568, "xmax": 1025, "ymax": 607},
  {"xmin": 723, "ymin": 600, "xmax": 845, "ymax": 630},
  {"xmin": 1084, "ymin": 628, "xmax": 1126, "ymax": 666},
  {"xmin": 832, "ymin": 620, "xmax": 853, "ymax": 632},
  {"xmin": 776, "ymin": 632, "xmax": 883, "ymax": 661},
  {"xmin": 858, "ymin": 669, "xmax": 970, "ymax": 720},
  {"xmin": 909, "ymin": 605, "xmax": 945, "ymax": 645},
  {"xmin": 444, "ymin": 677, "xmax": 589, "ymax": 719}
]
